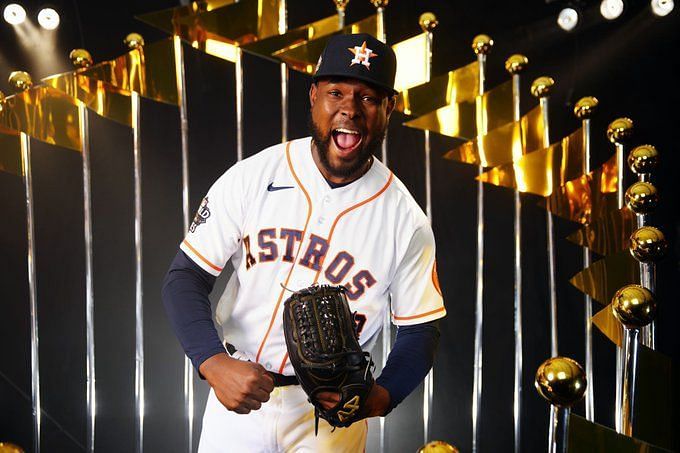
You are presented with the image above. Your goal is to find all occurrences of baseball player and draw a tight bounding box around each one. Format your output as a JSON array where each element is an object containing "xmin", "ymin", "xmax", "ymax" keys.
[{"xmin": 162, "ymin": 33, "xmax": 446, "ymax": 452}]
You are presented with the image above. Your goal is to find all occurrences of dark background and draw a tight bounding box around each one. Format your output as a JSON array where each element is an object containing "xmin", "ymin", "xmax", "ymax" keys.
[{"xmin": 1, "ymin": 0, "xmax": 678, "ymax": 451}]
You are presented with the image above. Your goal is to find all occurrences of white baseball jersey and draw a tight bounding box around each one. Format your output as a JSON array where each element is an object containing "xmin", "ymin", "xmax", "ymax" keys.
[{"xmin": 180, "ymin": 137, "xmax": 445, "ymax": 376}]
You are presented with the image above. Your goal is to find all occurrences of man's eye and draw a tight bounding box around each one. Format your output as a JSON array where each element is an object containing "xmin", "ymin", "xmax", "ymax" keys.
[
  {"xmin": 362, "ymin": 96, "xmax": 378, "ymax": 104},
  {"xmin": 328, "ymin": 90, "xmax": 341, "ymax": 97}
]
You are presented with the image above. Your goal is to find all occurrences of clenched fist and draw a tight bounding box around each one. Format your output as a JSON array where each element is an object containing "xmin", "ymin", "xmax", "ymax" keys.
[{"xmin": 200, "ymin": 353, "xmax": 275, "ymax": 414}]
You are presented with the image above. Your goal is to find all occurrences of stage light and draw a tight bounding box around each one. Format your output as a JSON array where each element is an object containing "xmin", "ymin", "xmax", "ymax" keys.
[
  {"xmin": 651, "ymin": 0, "xmax": 674, "ymax": 15},
  {"xmin": 600, "ymin": 0, "xmax": 624, "ymax": 19},
  {"xmin": 3, "ymin": 3, "xmax": 26, "ymax": 25},
  {"xmin": 557, "ymin": 7, "xmax": 579, "ymax": 31},
  {"xmin": 37, "ymin": 7, "xmax": 59, "ymax": 29}
]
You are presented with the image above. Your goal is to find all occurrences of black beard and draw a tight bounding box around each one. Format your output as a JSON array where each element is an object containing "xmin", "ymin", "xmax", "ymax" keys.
[{"xmin": 308, "ymin": 115, "xmax": 386, "ymax": 179}]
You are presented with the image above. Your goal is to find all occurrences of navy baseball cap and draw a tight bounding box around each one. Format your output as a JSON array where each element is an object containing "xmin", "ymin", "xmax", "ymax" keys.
[{"xmin": 313, "ymin": 33, "xmax": 398, "ymax": 96}]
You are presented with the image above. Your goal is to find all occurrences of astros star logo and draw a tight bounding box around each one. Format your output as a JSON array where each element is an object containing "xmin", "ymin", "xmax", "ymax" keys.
[{"xmin": 348, "ymin": 41, "xmax": 377, "ymax": 69}]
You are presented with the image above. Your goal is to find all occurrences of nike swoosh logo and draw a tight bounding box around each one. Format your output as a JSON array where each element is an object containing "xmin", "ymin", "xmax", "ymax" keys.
[{"xmin": 267, "ymin": 182, "xmax": 295, "ymax": 192}]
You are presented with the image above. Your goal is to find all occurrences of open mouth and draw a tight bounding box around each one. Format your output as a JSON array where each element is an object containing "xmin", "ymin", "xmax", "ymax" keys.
[{"xmin": 331, "ymin": 128, "xmax": 363, "ymax": 156}]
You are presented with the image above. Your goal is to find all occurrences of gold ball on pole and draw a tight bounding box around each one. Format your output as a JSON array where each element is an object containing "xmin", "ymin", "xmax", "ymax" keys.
[
  {"xmin": 8, "ymin": 71, "xmax": 33, "ymax": 92},
  {"xmin": 505, "ymin": 54, "xmax": 528, "ymax": 75},
  {"xmin": 573, "ymin": 96, "xmax": 598, "ymax": 119},
  {"xmin": 611, "ymin": 284, "xmax": 656, "ymax": 329},
  {"xmin": 628, "ymin": 144, "xmax": 659, "ymax": 175},
  {"xmin": 417, "ymin": 441, "xmax": 459, "ymax": 453},
  {"xmin": 471, "ymin": 34, "xmax": 493, "ymax": 55},
  {"xmin": 370, "ymin": 0, "xmax": 389, "ymax": 7},
  {"xmin": 333, "ymin": 0, "xmax": 349, "ymax": 11},
  {"xmin": 625, "ymin": 182, "xmax": 659, "ymax": 215},
  {"xmin": 606, "ymin": 117, "xmax": 634, "ymax": 144},
  {"xmin": 419, "ymin": 12, "xmax": 438, "ymax": 33},
  {"xmin": 629, "ymin": 226, "xmax": 667, "ymax": 262},
  {"xmin": 530, "ymin": 76, "xmax": 555, "ymax": 98},
  {"xmin": 535, "ymin": 357, "xmax": 587, "ymax": 408},
  {"xmin": 69, "ymin": 49, "xmax": 93, "ymax": 69},
  {"xmin": 0, "ymin": 442, "xmax": 25, "ymax": 453},
  {"xmin": 124, "ymin": 33, "xmax": 145, "ymax": 50}
]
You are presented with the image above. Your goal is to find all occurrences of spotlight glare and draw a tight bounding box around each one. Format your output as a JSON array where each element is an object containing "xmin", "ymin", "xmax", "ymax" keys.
[
  {"xmin": 557, "ymin": 7, "xmax": 579, "ymax": 31},
  {"xmin": 600, "ymin": 0, "xmax": 625, "ymax": 19},
  {"xmin": 651, "ymin": 0, "xmax": 674, "ymax": 15},
  {"xmin": 37, "ymin": 7, "xmax": 59, "ymax": 30},
  {"xmin": 3, "ymin": 3, "xmax": 26, "ymax": 25}
]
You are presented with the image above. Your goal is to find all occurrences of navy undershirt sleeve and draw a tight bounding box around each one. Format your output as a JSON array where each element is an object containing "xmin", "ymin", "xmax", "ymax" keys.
[
  {"xmin": 375, "ymin": 319, "xmax": 441, "ymax": 412},
  {"xmin": 161, "ymin": 249, "xmax": 225, "ymax": 375}
]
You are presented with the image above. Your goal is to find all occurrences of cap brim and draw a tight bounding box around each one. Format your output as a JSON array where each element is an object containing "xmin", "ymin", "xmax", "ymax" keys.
[{"xmin": 313, "ymin": 71, "xmax": 398, "ymax": 97}]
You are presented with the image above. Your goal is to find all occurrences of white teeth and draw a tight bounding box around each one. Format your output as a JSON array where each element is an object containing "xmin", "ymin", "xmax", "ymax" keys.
[{"xmin": 334, "ymin": 128, "xmax": 360, "ymax": 135}]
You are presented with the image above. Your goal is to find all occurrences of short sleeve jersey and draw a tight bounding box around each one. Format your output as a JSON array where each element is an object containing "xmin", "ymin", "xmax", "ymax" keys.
[{"xmin": 180, "ymin": 137, "xmax": 445, "ymax": 375}]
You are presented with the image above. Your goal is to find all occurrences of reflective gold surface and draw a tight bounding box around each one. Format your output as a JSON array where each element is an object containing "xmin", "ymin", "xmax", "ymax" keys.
[
  {"xmin": 136, "ymin": 1, "xmax": 237, "ymax": 35},
  {"xmin": 0, "ymin": 125, "xmax": 21, "ymax": 176},
  {"xmin": 0, "ymin": 86, "xmax": 82, "ymax": 152},
  {"xmin": 274, "ymin": 15, "xmax": 378, "ymax": 74},
  {"xmin": 570, "ymin": 251, "xmax": 640, "ymax": 305},
  {"xmin": 444, "ymin": 104, "xmax": 544, "ymax": 166},
  {"xmin": 124, "ymin": 32, "xmax": 145, "ymax": 50},
  {"xmin": 0, "ymin": 443, "xmax": 25, "ymax": 453},
  {"xmin": 504, "ymin": 54, "xmax": 528, "ymax": 74},
  {"xmin": 535, "ymin": 357, "xmax": 587, "ymax": 407},
  {"xmin": 542, "ymin": 153, "xmax": 618, "ymax": 224},
  {"xmin": 170, "ymin": 0, "xmax": 282, "ymax": 63},
  {"xmin": 567, "ymin": 413, "xmax": 672, "ymax": 452},
  {"xmin": 606, "ymin": 117, "xmax": 633, "ymax": 144},
  {"xmin": 419, "ymin": 12, "xmax": 438, "ymax": 32},
  {"xmin": 611, "ymin": 284, "xmax": 656, "ymax": 329},
  {"xmin": 0, "ymin": 90, "xmax": 5, "ymax": 113},
  {"xmin": 79, "ymin": 38, "xmax": 179, "ymax": 105},
  {"xmin": 43, "ymin": 71, "xmax": 133, "ymax": 126},
  {"xmin": 566, "ymin": 208, "xmax": 635, "ymax": 255},
  {"xmin": 392, "ymin": 33, "xmax": 430, "ymax": 92},
  {"xmin": 477, "ymin": 126, "xmax": 582, "ymax": 195},
  {"xmin": 635, "ymin": 346, "xmax": 674, "ymax": 449},
  {"xmin": 629, "ymin": 226, "xmax": 667, "ymax": 262},
  {"xmin": 8, "ymin": 71, "xmax": 33, "ymax": 92},
  {"xmin": 574, "ymin": 96, "xmax": 598, "ymax": 119},
  {"xmin": 625, "ymin": 182, "xmax": 658, "ymax": 214},
  {"xmin": 396, "ymin": 61, "xmax": 480, "ymax": 116},
  {"xmin": 243, "ymin": 14, "xmax": 340, "ymax": 61},
  {"xmin": 471, "ymin": 34, "xmax": 493, "ymax": 55},
  {"xmin": 530, "ymin": 76, "xmax": 554, "ymax": 98},
  {"xmin": 627, "ymin": 144, "xmax": 658, "ymax": 175},
  {"xmin": 417, "ymin": 441, "xmax": 459, "ymax": 453},
  {"xmin": 69, "ymin": 49, "xmax": 94, "ymax": 69},
  {"xmin": 592, "ymin": 305, "xmax": 623, "ymax": 347}
]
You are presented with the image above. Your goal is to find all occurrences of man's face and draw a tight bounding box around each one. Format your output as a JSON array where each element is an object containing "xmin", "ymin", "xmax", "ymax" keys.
[{"xmin": 309, "ymin": 77, "xmax": 395, "ymax": 181}]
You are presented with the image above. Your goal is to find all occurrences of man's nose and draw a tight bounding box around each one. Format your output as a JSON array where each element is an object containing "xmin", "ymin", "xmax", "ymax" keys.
[{"xmin": 339, "ymin": 96, "xmax": 360, "ymax": 119}]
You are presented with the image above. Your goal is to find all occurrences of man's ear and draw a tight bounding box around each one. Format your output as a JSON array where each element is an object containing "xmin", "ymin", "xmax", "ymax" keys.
[{"xmin": 309, "ymin": 83, "xmax": 318, "ymax": 108}]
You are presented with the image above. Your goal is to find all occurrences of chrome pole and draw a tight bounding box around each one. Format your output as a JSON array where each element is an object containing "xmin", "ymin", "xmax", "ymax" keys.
[
  {"xmin": 619, "ymin": 327, "xmax": 639, "ymax": 435},
  {"xmin": 132, "ymin": 90, "xmax": 145, "ymax": 453},
  {"xmin": 21, "ymin": 132, "xmax": 41, "ymax": 453},
  {"xmin": 173, "ymin": 35, "xmax": 194, "ymax": 453},
  {"xmin": 79, "ymin": 103, "xmax": 96, "ymax": 453},
  {"xmin": 235, "ymin": 48, "xmax": 244, "ymax": 162},
  {"xmin": 471, "ymin": 34, "xmax": 492, "ymax": 453},
  {"xmin": 279, "ymin": 0, "xmax": 288, "ymax": 142}
]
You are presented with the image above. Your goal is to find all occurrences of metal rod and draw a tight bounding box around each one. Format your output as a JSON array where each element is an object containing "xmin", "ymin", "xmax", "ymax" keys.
[
  {"xmin": 582, "ymin": 118, "xmax": 595, "ymax": 422},
  {"xmin": 337, "ymin": 8, "xmax": 345, "ymax": 28},
  {"xmin": 471, "ymin": 51, "xmax": 487, "ymax": 453},
  {"xmin": 511, "ymin": 72, "xmax": 522, "ymax": 453},
  {"xmin": 173, "ymin": 35, "xmax": 194, "ymax": 453},
  {"xmin": 634, "ymin": 171, "xmax": 655, "ymax": 349},
  {"xmin": 279, "ymin": 0, "xmax": 288, "ymax": 143},
  {"xmin": 79, "ymin": 104, "xmax": 96, "ymax": 453},
  {"xmin": 539, "ymin": 96, "xmax": 558, "ymax": 357},
  {"xmin": 235, "ymin": 48, "xmax": 244, "ymax": 162},
  {"xmin": 548, "ymin": 406, "xmax": 570, "ymax": 453},
  {"xmin": 132, "ymin": 91, "xmax": 145, "ymax": 453},
  {"xmin": 377, "ymin": 8, "xmax": 385, "ymax": 43},
  {"xmin": 614, "ymin": 142, "xmax": 625, "ymax": 432},
  {"xmin": 619, "ymin": 328, "xmax": 639, "ymax": 436},
  {"xmin": 21, "ymin": 132, "xmax": 41, "ymax": 453}
]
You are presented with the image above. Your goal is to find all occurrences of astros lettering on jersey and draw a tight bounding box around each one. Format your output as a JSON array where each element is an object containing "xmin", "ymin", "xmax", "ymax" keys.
[{"xmin": 180, "ymin": 137, "xmax": 446, "ymax": 375}]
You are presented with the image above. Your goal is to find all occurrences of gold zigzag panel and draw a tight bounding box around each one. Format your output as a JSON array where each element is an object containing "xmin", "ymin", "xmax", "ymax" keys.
[
  {"xmin": 477, "ymin": 126, "xmax": 583, "ymax": 196},
  {"xmin": 570, "ymin": 250, "xmax": 640, "ymax": 305},
  {"xmin": 136, "ymin": 1, "xmax": 238, "ymax": 35},
  {"xmin": 567, "ymin": 207, "xmax": 636, "ymax": 256},
  {"xmin": 442, "ymin": 103, "xmax": 544, "ymax": 166}
]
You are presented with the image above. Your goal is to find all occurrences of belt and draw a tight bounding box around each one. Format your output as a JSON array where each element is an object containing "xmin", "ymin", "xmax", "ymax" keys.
[{"xmin": 225, "ymin": 343, "xmax": 298, "ymax": 387}]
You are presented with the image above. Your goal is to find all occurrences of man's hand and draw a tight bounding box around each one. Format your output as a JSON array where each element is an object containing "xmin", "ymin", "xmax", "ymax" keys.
[
  {"xmin": 317, "ymin": 383, "xmax": 391, "ymax": 418},
  {"xmin": 199, "ymin": 353, "xmax": 275, "ymax": 414}
]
